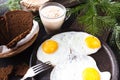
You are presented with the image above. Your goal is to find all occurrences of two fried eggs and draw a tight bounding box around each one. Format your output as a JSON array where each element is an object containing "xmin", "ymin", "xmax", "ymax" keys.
[{"xmin": 36, "ymin": 31, "xmax": 111, "ymax": 80}]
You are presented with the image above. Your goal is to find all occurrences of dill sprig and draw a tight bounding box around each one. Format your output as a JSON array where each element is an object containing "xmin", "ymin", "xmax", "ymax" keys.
[
  {"xmin": 70, "ymin": 0, "xmax": 120, "ymax": 36},
  {"xmin": 7, "ymin": 0, "xmax": 21, "ymax": 10}
]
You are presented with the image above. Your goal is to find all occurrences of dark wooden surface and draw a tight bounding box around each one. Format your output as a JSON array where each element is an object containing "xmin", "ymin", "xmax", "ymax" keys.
[{"xmin": 0, "ymin": 0, "xmax": 120, "ymax": 80}]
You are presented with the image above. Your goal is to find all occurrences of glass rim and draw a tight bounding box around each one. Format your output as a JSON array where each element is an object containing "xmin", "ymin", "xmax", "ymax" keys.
[{"xmin": 39, "ymin": 2, "xmax": 66, "ymax": 19}]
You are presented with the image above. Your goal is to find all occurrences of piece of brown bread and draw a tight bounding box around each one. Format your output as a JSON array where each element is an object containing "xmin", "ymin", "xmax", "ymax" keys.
[
  {"xmin": 14, "ymin": 63, "xmax": 29, "ymax": 76},
  {"xmin": 4, "ymin": 10, "xmax": 33, "ymax": 48},
  {"xmin": 0, "ymin": 65, "xmax": 13, "ymax": 80},
  {"xmin": 0, "ymin": 16, "xmax": 9, "ymax": 45}
]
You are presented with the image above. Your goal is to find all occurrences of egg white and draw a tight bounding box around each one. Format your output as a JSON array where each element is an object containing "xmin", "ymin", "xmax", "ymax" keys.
[
  {"xmin": 50, "ymin": 56, "xmax": 111, "ymax": 80},
  {"xmin": 51, "ymin": 31, "xmax": 76, "ymax": 45},
  {"xmin": 51, "ymin": 31, "xmax": 101, "ymax": 56},
  {"xmin": 69, "ymin": 32, "xmax": 101, "ymax": 56},
  {"xmin": 37, "ymin": 39, "xmax": 70, "ymax": 66}
]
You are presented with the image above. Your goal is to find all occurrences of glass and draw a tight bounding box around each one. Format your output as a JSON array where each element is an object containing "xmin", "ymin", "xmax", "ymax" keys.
[{"xmin": 39, "ymin": 2, "xmax": 66, "ymax": 34}]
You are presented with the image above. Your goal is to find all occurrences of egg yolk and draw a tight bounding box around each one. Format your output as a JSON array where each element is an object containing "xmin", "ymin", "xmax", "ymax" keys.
[
  {"xmin": 85, "ymin": 36, "xmax": 101, "ymax": 49},
  {"xmin": 82, "ymin": 68, "xmax": 100, "ymax": 80},
  {"xmin": 42, "ymin": 40, "xmax": 58, "ymax": 54}
]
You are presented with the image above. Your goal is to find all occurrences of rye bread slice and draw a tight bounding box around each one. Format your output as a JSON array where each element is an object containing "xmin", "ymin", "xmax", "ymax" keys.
[
  {"xmin": 5, "ymin": 10, "xmax": 33, "ymax": 48},
  {"xmin": 0, "ymin": 16, "xmax": 9, "ymax": 45},
  {"xmin": 0, "ymin": 65, "xmax": 13, "ymax": 80}
]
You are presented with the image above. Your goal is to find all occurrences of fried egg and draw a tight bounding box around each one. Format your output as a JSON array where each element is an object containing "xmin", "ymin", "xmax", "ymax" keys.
[
  {"xmin": 69, "ymin": 32, "xmax": 101, "ymax": 56},
  {"xmin": 37, "ymin": 39, "xmax": 70, "ymax": 66},
  {"xmin": 50, "ymin": 56, "xmax": 111, "ymax": 80},
  {"xmin": 51, "ymin": 31, "xmax": 76, "ymax": 45}
]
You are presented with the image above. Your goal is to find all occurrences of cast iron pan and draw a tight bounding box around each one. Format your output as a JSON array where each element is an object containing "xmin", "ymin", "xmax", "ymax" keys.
[{"xmin": 29, "ymin": 30, "xmax": 119, "ymax": 80}]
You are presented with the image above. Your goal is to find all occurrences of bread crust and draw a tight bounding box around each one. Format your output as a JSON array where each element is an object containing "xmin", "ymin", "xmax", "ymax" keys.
[
  {"xmin": 0, "ymin": 16, "xmax": 9, "ymax": 45},
  {"xmin": 0, "ymin": 65, "xmax": 13, "ymax": 80},
  {"xmin": 0, "ymin": 10, "xmax": 33, "ymax": 48}
]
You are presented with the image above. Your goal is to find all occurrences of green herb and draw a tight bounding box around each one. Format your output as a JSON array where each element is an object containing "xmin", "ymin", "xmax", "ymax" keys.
[
  {"xmin": 109, "ymin": 25, "xmax": 118, "ymax": 47},
  {"xmin": 108, "ymin": 25, "xmax": 120, "ymax": 53},
  {"xmin": 7, "ymin": 0, "xmax": 21, "ymax": 10},
  {"xmin": 33, "ymin": 16, "xmax": 41, "ymax": 23},
  {"xmin": 69, "ymin": 4, "xmax": 86, "ymax": 16},
  {"xmin": 115, "ymin": 25, "xmax": 120, "ymax": 50},
  {"xmin": 69, "ymin": 0, "xmax": 120, "ymax": 36}
]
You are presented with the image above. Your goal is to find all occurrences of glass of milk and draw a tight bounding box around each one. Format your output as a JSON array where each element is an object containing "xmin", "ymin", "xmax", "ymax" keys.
[{"xmin": 39, "ymin": 2, "xmax": 66, "ymax": 34}]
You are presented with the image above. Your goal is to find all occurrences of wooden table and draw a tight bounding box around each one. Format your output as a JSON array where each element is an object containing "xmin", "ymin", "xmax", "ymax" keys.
[{"xmin": 0, "ymin": 0, "xmax": 120, "ymax": 80}]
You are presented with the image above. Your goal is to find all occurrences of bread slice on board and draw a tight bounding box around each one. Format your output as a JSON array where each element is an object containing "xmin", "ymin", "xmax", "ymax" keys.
[
  {"xmin": 0, "ymin": 10, "xmax": 33, "ymax": 48},
  {"xmin": 5, "ymin": 10, "xmax": 33, "ymax": 48}
]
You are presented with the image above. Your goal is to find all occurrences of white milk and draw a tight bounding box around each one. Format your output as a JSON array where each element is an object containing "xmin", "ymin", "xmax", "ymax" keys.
[{"xmin": 40, "ymin": 5, "xmax": 66, "ymax": 33}]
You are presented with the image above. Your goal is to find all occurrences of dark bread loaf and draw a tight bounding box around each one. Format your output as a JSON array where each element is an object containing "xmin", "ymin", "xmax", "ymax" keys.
[
  {"xmin": 0, "ymin": 16, "xmax": 10, "ymax": 45},
  {"xmin": 0, "ymin": 65, "xmax": 13, "ymax": 80},
  {"xmin": 14, "ymin": 63, "xmax": 29, "ymax": 76},
  {"xmin": 0, "ymin": 10, "xmax": 33, "ymax": 48},
  {"xmin": 4, "ymin": 10, "xmax": 33, "ymax": 48}
]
